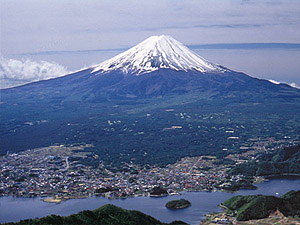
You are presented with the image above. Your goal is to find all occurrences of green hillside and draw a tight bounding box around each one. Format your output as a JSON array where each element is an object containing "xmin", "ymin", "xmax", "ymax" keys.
[
  {"xmin": 2, "ymin": 204, "xmax": 188, "ymax": 225},
  {"xmin": 221, "ymin": 190, "xmax": 300, "ymax": 221},
  {"xmin": 228, "ymin": 144, "xmax": 300, "ymax": 176}
]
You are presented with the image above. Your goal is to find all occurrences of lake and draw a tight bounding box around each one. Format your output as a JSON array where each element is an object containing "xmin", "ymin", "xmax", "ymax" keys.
[{"xmin": 1, "ymin": 176, "xmax": 300, "ymax": 225}]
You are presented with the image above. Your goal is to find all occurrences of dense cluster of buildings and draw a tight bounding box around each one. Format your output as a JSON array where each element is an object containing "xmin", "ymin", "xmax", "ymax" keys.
[
  {"xmin": 0, "ymin": 138, "xmax": 298, "ymax": 201},
  {"xmin": 0, "ymin": 146, "xmax": 231, "ymax": 200}
]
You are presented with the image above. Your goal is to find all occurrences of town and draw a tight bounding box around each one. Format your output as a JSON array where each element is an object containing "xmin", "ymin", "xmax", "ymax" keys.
[{"xmin": 0, "ymin": 137, "xmax": 298, "ymax": 203}]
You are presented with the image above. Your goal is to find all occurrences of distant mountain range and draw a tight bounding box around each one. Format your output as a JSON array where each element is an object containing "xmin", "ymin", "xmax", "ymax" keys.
[{"xmin": 1, "ymin": 35, "xmax": 300, "ymax": 165}]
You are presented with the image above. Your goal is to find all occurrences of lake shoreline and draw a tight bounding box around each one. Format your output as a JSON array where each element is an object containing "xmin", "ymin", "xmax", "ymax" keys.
[{"xmin": 1, "ymin": 176, "xmax": 300, "ymax": 225}]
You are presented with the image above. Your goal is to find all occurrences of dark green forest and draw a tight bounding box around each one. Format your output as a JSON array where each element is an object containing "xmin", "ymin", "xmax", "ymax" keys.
[
  {"xmin": 221, "ymin": 190, "xmax": 300, "ymax": 221},
  {"xmin": 165, "ymin": 199, "xmax": 191, "ymax": 209},
  {"xmin": 228, "ymin": 144, "xmax": 300, "ymax": 176},
  {"xmin": 2, "ymin": 94, "xmax": 300, "ymax": 169},
  {"xmin": 2, "ymin": 204, "xmax": 187, "ymax": 225}
]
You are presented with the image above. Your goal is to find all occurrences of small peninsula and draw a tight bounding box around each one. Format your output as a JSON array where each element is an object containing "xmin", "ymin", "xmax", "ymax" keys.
[
  {"xmin": 149, "ymin": 186, "xmax": 168, "ymax": 197},
  {"xmin": 202, "ymin": 190, "xmax": 300, "ymax": 224},
  {"xmin": 166, "ymin": 199, "xmax": 191, "ymax": 209}
]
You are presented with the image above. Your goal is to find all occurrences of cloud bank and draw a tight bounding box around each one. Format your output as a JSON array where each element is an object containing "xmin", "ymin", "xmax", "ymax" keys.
[
  {"xmin": 0, "ymin": 58, "xmax": 69, "ymax": 89},
  {"xmin": 269, "ymin": 79, "xmax": 299, "ymax": 89},
  {"xmin": 290, "ymin": 83, "xmax": 300, "ymax": 89}
]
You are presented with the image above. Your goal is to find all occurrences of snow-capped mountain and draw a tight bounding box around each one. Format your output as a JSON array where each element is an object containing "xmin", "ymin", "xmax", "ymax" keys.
[
  {"xmin": 2, "ymin": 35, "xmax": 300, "ymax": 100},
  {"xmin": 2, "ymin": 35, "xmax": 300, "ymax": 155},
  {"xmin": 92, "ymin": 35, "xmax": 226, "ymax": 75}
]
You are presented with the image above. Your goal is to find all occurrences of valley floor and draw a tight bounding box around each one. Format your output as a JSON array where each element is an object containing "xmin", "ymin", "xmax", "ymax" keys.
[{"xmin": 0, "ymin": 137, "xmax": 299, "ymax": 201}]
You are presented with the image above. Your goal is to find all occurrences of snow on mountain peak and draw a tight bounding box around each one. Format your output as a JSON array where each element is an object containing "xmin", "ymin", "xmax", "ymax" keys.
[{"xmin": 92, "ymin": 35, "xmax": 226, "ymax": 75}]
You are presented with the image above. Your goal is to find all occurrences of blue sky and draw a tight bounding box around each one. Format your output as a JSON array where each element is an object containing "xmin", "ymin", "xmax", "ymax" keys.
[{"xmin": 1, "ymin": 0, "xmax": 300, "ymax": 88}]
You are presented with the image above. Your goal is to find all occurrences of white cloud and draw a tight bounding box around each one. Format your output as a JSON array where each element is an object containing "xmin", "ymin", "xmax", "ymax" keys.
[
  {"xmin": 290, "ymin": 83, "xmax": 300, "ymax": 89},
  {"xmin": 268, "ymin": 79, "xmax": 300, "ymax": 89},
  {"xmin": 268, "ymin": 79, "xmax": 280, "ymax": 85},
  {"xmin": 0, "ymin": 57, "xmax": 69, "ymax": 89}
]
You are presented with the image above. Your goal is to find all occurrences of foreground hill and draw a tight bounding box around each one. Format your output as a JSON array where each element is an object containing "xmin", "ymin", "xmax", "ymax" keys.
[
  {"xmin": 221, "ymin": 190, "xmax": 300, "ymax": 221},
  {"xmin": 202, "ymin": 190, "xmax": 300, "ymax": 224},
  {"xmin": 2, "ymin": 204, "xmax": 187, "ymax": 225}
]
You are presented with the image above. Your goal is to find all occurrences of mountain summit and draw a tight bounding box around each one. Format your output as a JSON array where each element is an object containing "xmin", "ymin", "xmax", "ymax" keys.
[
  {"xmin": 2, "ymin": 35, "xmax": 300, "ymax": 100},
  {"xmin": 92, "ymin": 35, "xmax": 226, "ymax": 75}
]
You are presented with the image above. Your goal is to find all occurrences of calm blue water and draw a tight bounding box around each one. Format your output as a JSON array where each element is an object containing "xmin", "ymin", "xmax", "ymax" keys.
[{"xmin": 1, "ymin": 176, "xmax": 299, "ymax": 225}]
